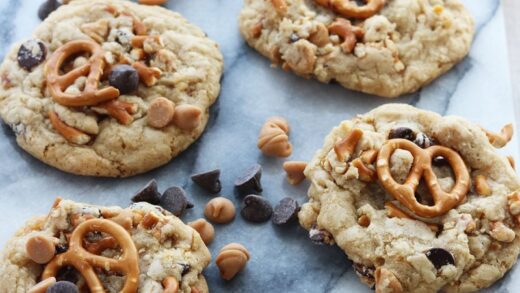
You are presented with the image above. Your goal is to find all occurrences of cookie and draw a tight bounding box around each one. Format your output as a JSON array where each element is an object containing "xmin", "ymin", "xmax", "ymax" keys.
[
  {"xmin": 0, "ymin": 0, "xmax": 223, "ymax": 177},
  {"xmin": 298, "ymin": 104, "xmax": 520, "ymax": 292},
  {"xmin": 0, "ymin": 198, "xmax": 210, "ymax": 293},
  {"xmin": 239, "ymin": 0, "xmax": 474, "ymax": 98}
]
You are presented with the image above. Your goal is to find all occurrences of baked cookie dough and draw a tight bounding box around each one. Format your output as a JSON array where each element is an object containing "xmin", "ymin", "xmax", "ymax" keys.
[
  {"xmin": 299, "ymin": 104, "xmax": 520, "ymax": 292},
  {"xmin": 0, "ymin": 0, "xmax": 223, "ymax": 177},
  {"xmin": 0, "ymin": 198, "xmax": 210, "ymax": 293},
  {"xmin": 239, "ymin": 0, "xmax": 474, "ymax": 98}
]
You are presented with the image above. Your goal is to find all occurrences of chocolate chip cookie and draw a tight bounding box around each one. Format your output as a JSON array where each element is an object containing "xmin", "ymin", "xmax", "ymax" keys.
[
  {"xmin": 239, "ymin": 0, "xmax": 474, "ymax": 98},
  {"xmin": 299, "ymin": 104, "xmax": 520, "ymax": 292},
  {"xmin": 0, "ymin": 0, "xmax": 223, "ymax": 177},
  {"xmin": 0, "ymin": 198, "xmax": 210, "ymax": 293}
]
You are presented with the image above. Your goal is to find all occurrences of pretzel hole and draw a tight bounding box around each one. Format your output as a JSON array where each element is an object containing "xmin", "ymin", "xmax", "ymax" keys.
[
  {"xmin": 60, "ymin": 53, "xmax": 91, "ymax": 75},
  {"xmin": 389, "ymin": 150, "xmax": 414, "ymax": 184}
]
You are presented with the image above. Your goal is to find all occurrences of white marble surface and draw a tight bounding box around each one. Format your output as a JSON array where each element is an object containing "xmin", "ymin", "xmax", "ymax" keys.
[{"xmin": 0, "ymin": 0, "xmax": 518, "ymax": 292}]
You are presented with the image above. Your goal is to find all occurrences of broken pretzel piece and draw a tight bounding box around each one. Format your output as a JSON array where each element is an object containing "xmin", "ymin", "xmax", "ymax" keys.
[
  {"xmin": 97, "ymin": 99, "xmax": 137, "ymax": 125},
  {"xmin": 385, "ymin": 202, "xmax": 439, "ymax": 232},
  {"xmin": 132, "ymin": 62, "xmax": 162, "ymax": 87},
  {"xmin": 334, "ymin": 128, "xmax": 363, "ymax": 162},
  {"xmin": 481, "ymin": 123, "xmax": 514, "ymax": 148},
  {"xmin": 49, "ymin": 111, "xmax": 91, "ymax": 145},
  {"xmin": 316, "ymin": 0, "xmax": 386, "ymax": 19},
  {"xmin": 328, "ymin": 18, "xmax": 364, "ymax": 53},
  {"xmin": 271, "ymin": 0, "xmax": 288, "ymax": 14}
]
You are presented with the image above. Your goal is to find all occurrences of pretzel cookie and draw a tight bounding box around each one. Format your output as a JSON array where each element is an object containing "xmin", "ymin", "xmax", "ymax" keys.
[
  {"xmin": 0, "ymin": 0, "xmax": 223, "ymax": 177},
  {"xmin": 0, "ymin": 199, "xmax": 210, "ymax": 293},
  {"xmin": 299, "ymin": 104, "xmax": 520, "ymax": 292},
  {"xmin": 239, "ymin": 0, "xmax": 474, "ymax": 98}
]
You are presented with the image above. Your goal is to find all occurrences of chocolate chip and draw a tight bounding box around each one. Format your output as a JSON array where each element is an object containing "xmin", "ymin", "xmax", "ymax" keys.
[
  {"xmin": 272, "ymin": 197, "xmax": 300, "ymax": 225},
  {"xmin": 235, "ymin": 164, "xmax": 263, "ymax": 195},
  {"xmin": 56, "ymin": 267, "xmax": 78, "ymax": 284},
  {"xmin": 108, "ymin": 64, "xmax": 139, "ymax": 94},
  {"xmin": 17, "ymin": 40, "xmax": 47, "ymax": 71},
  {"xmin": 309, "ymin": 225, "xmax": 332, "ymax": 245},
  {"xmin": 388, "ymin": 127, "xmax": 415, "ymax": 141},
  {"xmin": 414, "ymin": 133, "xmax": 434, "ymax": 148},
  {"xmin": 240, "ymin": 194, "xmax": 273, "ymax": 223},
  {"xmin": 432, "ymin": 156, "xmax": 448, "ymax": 166},
  {"xmin": 55, "ymin": 243, "xmax": 68, "ymax": 254},
  {"xmin": 38, "ymin": 0, "xmax": 61, "ymax": 21},
  {"xmin": 179, "ymin": 263, "xmax": 190, "ymax": 275},
  {"xmin": 160, "ymin": 186, "xmax": 190, "ymax": 217},
  {"xmin": 186, "ymin": 200, "xmax": 194, "ymax": 209},
  {"xmin": 46, "ymin": 281, "xmax": 79, "ymax": 293},
  {"xmin": 131, "ymin": 179, "xmax": 161, "ymax": 205},
  {"xmin": 191, "ymin": 169, "xmax": 222, "ymax": 194},
  {"xmin": 353, "ymin": 263, "xmax": 375, "ymax": 284},
  {"xmin": 425, "ymin": 248, "xmax": 455, "ymax": 269}
]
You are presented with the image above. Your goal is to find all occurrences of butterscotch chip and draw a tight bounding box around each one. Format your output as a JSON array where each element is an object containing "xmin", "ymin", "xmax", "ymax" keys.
[
  {"xmin": 172, "ymin": 105, "xmax": 203, "ymax": 130},
  {"xmin": 283, "ymin": 161, "xmax": 307, "ymax": 185},
  {"xmin": 216, "ymin": 243, "xmax": 250, "ymax": 280},
  {"xmin": 204, "ymin": 197, "xmax": 236, "ymax": 224},
  {"xmin": 257, "ymin": 117, "xmax": 292, "ymax": 157},
  {"xmin": 188, "ymin": 218, "xmax": 215, "ymax": 245},
  {"xmin": 162, "ymin": 277, "xmax": 178, "ymax": 293},
  {"xmin": 147, "ymin": 97, "xmax": 175, "ymax": 129},
  {"xmin": 26, "ymin": 235, "xmax": 56, "ymax": 264}
]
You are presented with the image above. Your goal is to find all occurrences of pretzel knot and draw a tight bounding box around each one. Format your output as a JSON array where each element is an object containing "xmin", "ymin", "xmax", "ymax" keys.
[
  {"xmin": 45, "ymin": 40, "xmax": 120, "ymax": 107},
  {"xmin": 41, "ymin": 219, "xmax": 139, "ymax": 293},
  {"xmin": 376, "ymin": 139, "xmax": 470, "ymax": 218},
  {"xmin": 315, "ymin": 0, "xmax": 386, "ymax": 19}
]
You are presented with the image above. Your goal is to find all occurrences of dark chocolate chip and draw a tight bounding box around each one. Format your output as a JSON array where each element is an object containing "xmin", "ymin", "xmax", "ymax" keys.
[
  {"xmin": 289, "ymin": 33, "xmax": 300, "ymax": 43},
  {"xmin": 432, "ymin": 156, "xmax": 448, "ymax": 166},
  {"xmin": 160, "ymin": 186, "xmax": 190, "ymax": 217},
  {"xmin": 55, "ymin": 243, "xmax": 68, "ymax": 254},
  {"xmin": 234, "ymin": 164, "xmax": 263, "ymax": 195},
  {"xmin": 46, "ymin": 281, "xmax": 79, "ymax": 293},
  {"xmin": 38, "ymin": 0, "xmax": 61, "ymax": 21},
  {"xmin": 414, "ymin": 133, "xmax": 434, "ymax": 148},
  {"xmin": 179, "ymin": 263, "xmax": 190, "ymax": 275},
  {"xmin": 425, "ymin": 248, "xmax": 455, "ymax": 270},
  {"xmin": 388, "ymin": 127, "xmax": 416, "ymax": 141},
  {"xmin": 17, "ymin": 40, "xmax": 47, "ymax": 71},
  {"xmin": 309, "ymin": 225, "xmax": 332, "ymax": 245},
  {"xmin": 131, "ymin": 179, "xmax": 161, "ymax": 205},
  {"xmin": 108, "ymin": 64, "xmax": 139, "ymax": 94},
  {"xmin": 186, "ymin": 200, "xmax": 194, "ymax": 209},
  {"xmin": 240, "ymin": 194, "xmax": 273, "ymax": 223},
  {"xmin": 191, "ymin": 169, "xmax": 221, "ymax": 194},
  {"xmin": 56, "ymin": 267, "xmax": 78, "ymax": 284},
  {"xmin": 272, "ymin": 197, "xmax": 300, "ymax": 225}
]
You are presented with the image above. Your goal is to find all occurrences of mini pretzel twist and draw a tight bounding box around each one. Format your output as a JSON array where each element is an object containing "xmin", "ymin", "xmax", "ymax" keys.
[
  {"xmin": 316, "ymin": 0, "xmax": 386, "ymax": 19},
  {"xmin": 377, "ymin": 139, "xmax": 470, "ymax": 218},
  {"xmin": 41, "ymin": 219, "xmax": 139, "ymax": 293},
  {"xmin": 45, "ymin": 40, "xmax": 119, "ymax": 107}
]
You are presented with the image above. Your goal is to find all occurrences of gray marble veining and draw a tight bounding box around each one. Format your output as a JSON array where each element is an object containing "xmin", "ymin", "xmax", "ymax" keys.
[{"xmin": 0, "ymin": 0, "xmax": 518, "ymax": 292}]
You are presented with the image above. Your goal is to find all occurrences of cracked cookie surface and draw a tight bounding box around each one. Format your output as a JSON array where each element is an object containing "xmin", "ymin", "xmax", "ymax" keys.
[
  {"xmin": 0, "ymin": 199, "xmax": 210, "ymax": 293},
  {"xmin": 298, "ymin": 104, "xmax": 520, "ymax": 292},
  {"xmin": 239, "ymin": 0, "xmax": 474, "ymax": 98},
  {"xmin": 0, "ymin": 0, "xmax": 223, "ymax": 177}
]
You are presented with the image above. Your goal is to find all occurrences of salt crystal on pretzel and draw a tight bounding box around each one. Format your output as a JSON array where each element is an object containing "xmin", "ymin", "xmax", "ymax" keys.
[{"xmin": 377, "ymin": 139, "xmax": 470, "ymax": 218}]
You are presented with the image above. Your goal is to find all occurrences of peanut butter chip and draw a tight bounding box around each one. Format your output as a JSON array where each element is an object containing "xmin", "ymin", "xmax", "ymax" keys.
[
  {"xmin": 28, "ymin": 277, "xmax": 56, "ymax": 293},
  {"xmin": 204, "ymin": 197, "xmax": 236, "ymax": 224},
  {"xmin": 188, "ymin": 218, "xmax": 215, "ymax": 245},
  {"xmin": 26, "ymin": 235, "xmax": 56, "ymax": 264},
  {"xmin": 147, "ymin": 97, "xmax": 175, "ymax": 129},
  {"xmin": 172, "ymin": 105, "xmax": 203, "ymax": 130},
  {"xmin": 216, "ymin": 243, "xmax": 250, "ymax": 280},
  {"xmin": 283, "ymin": 161, "xmax": 307, "ymax": 185},
  {"xmin": 162, "ymin": 277, "xmax": 179, "ymax": 293},
  {"xmin": 257, "ymin": 117, "xmax": 292, "ymax": 157}
]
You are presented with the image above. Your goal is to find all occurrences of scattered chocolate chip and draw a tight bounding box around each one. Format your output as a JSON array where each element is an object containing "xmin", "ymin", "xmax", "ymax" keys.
[
  {"xmin": 388, "ymin": 127, "xmax": 415, "ymax": 141},
  {"xmin": 289, "ymin": 33, "xmax": 300, "ymax": 42},
  {"xmin": 131, "ymin": 179, "xmax": 161, "ymax": 205},
  {"xmin": 234, "ymin": 164, "xmax": 263, "ymax": 196},
  {"xmin": 108, "ymin": 64, "xmax": 139, "ymax": 94},
  {"xmin": 272, "ymin": 197, "xmax": 300, "ymax": 225},
  {"xmin": 240, "ymin": 194, "xmax": 273, "ymax": 223},
  {"xmin": 414, "ymin": 133, "xmax": 435, "ymax": 148},
  {"xmin": 38, "ymin": 0, "xmax": 61, "ymax": 21},
  {"xmin": 191, "ymin": 169, "xmax": 222, "ymax": 194},
  {"xmin": 47, "ymin": 281, "xmax": 79, "ymax": 293},
  {"xmin": 160, "ymin": 186, "xmax": 190, "ymax": 217},
  {"xmin": 432, "ymin": 156, "xmax": 448, "ymax": 166},
  {"xmin": 179, "ymin": 263, "xmax": 190, "ymax": 275},
  {"xmin": 425, "ymin": 248, "xmax": 455, "ymax": 270},
  {"xmin": 55, "ymin": 243, "xmax": 69, "ymax": 254},
  {"xmin": 309, "ymin": 225, "xmax": 332, "ymax": 245},
  {"xmin": 17, "ymin": 40, "xmax": 47, "ymax": 71}
]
